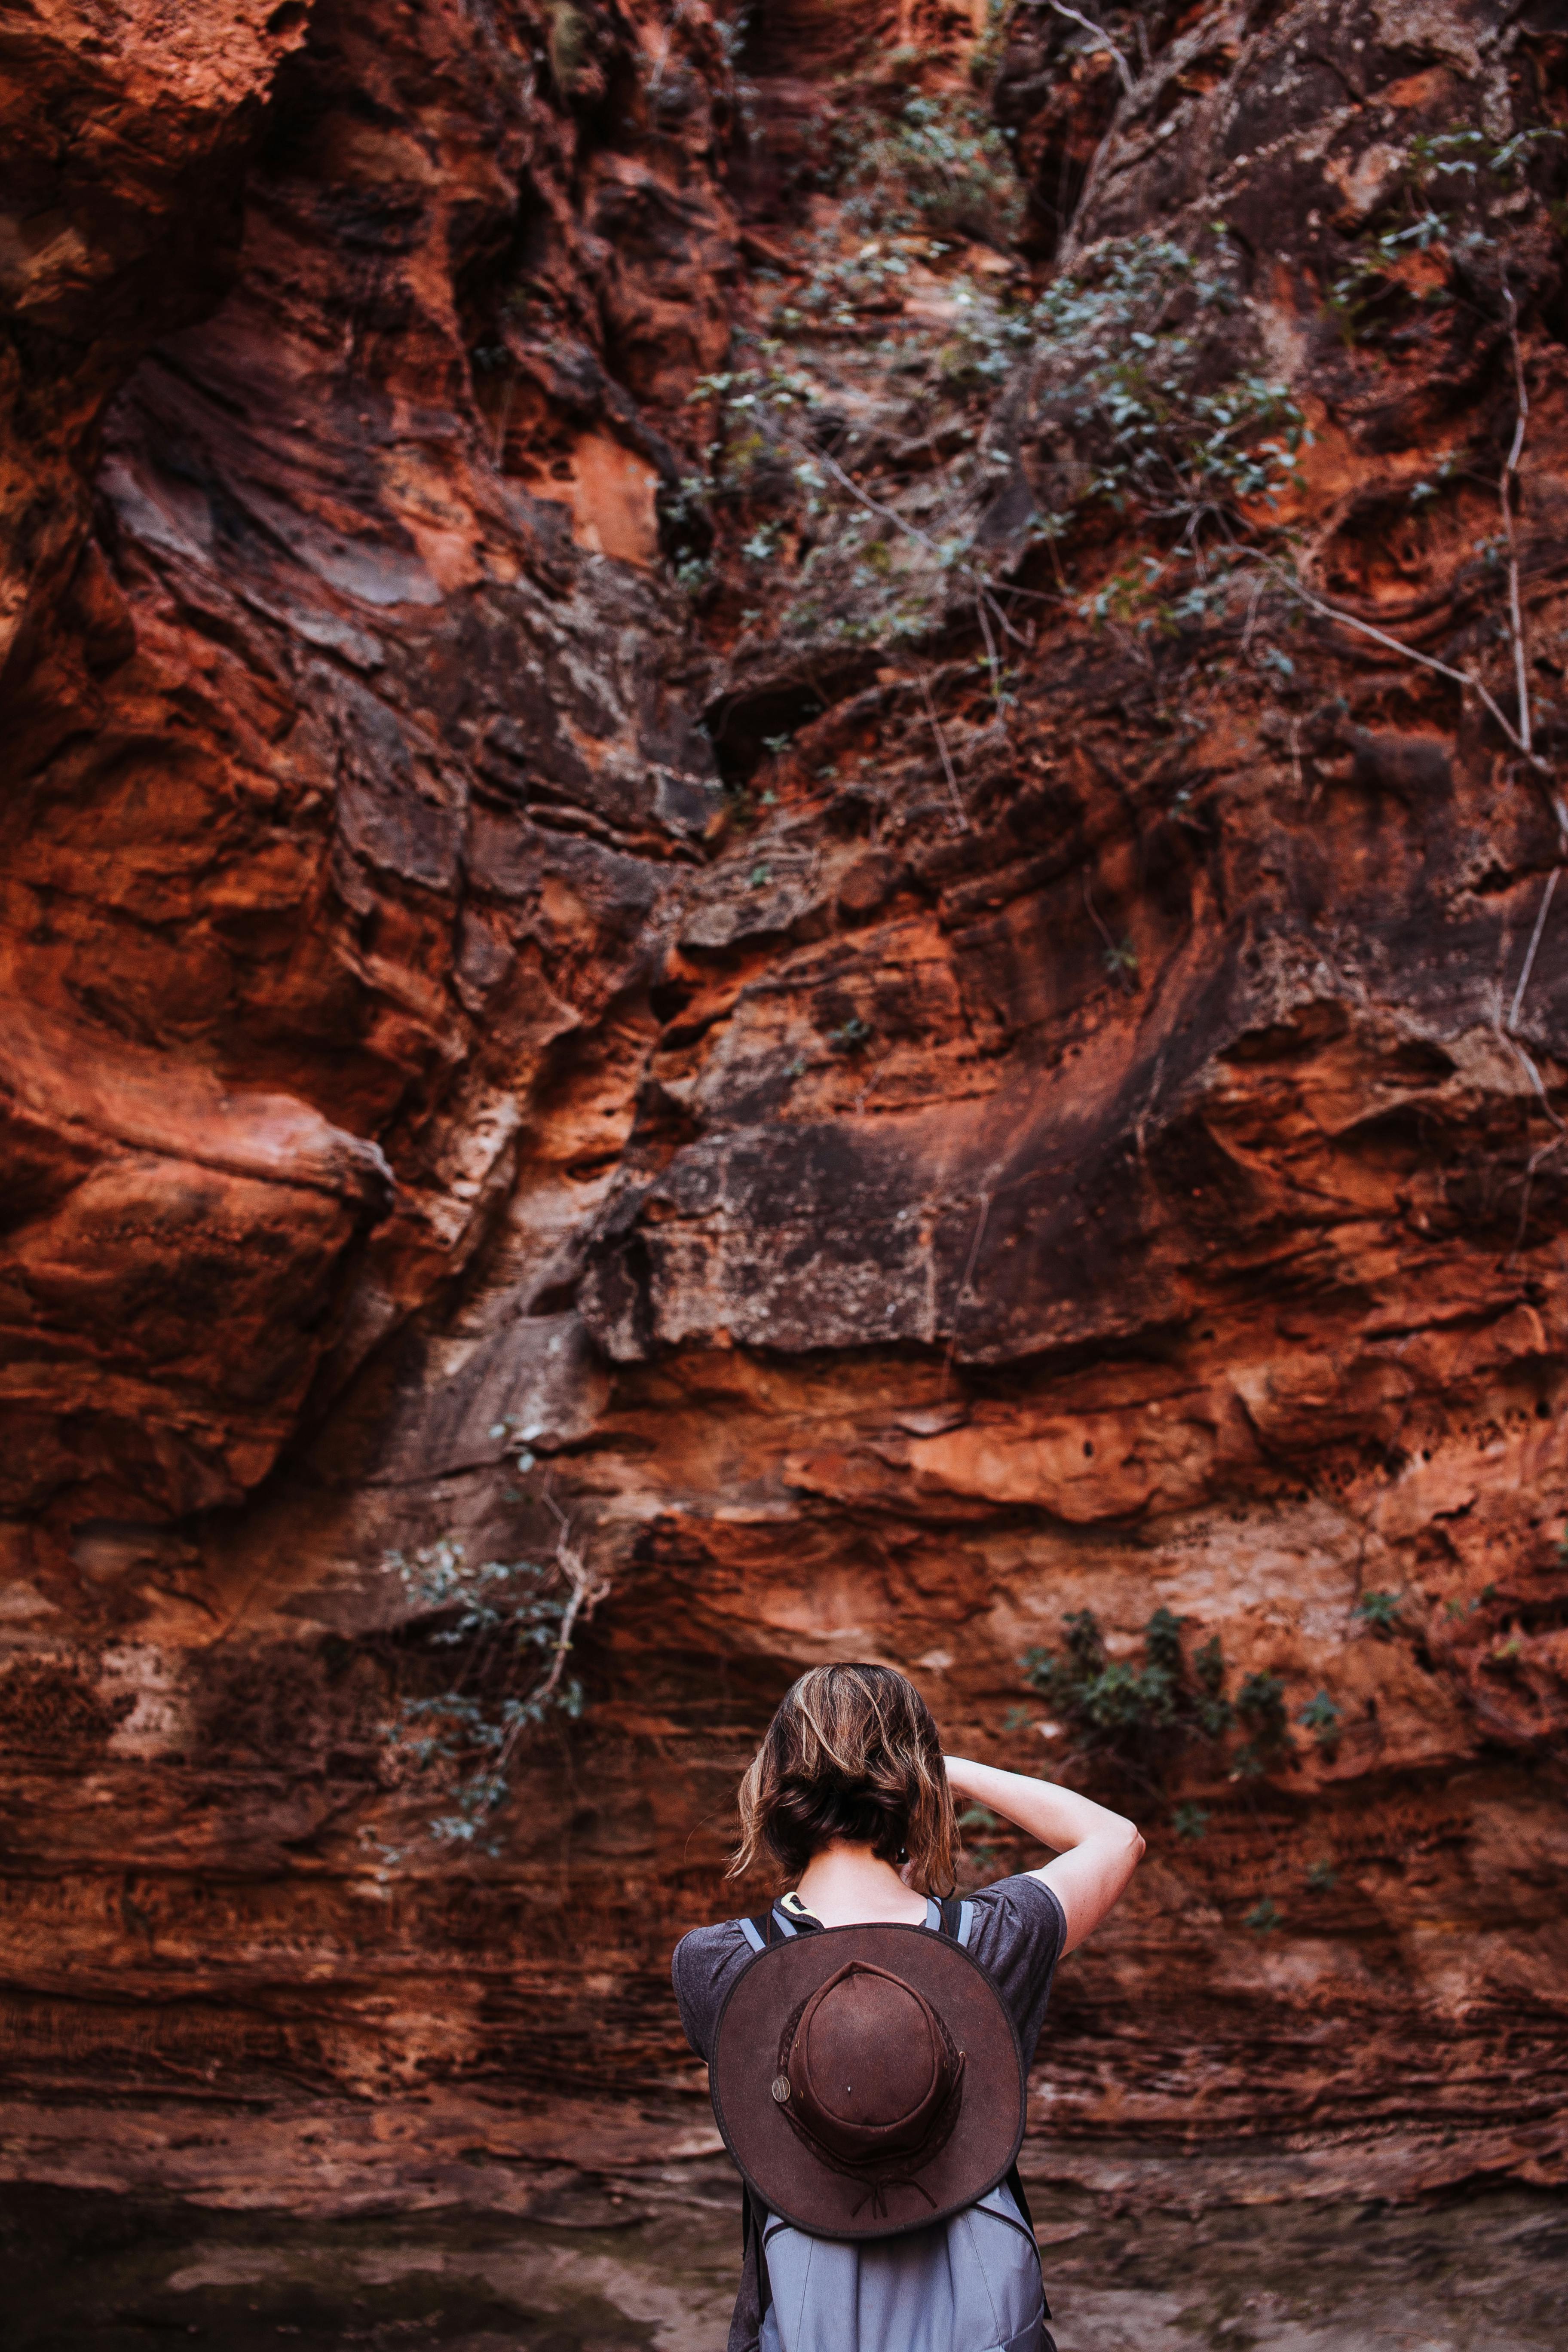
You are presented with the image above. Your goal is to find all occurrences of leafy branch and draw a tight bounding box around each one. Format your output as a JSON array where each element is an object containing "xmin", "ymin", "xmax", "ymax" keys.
[
  {"xmin": 381, "ymin": 1485, "xmax": 608, "ymax": 1851},
  {"xmin": 1044, "ymin": 0, "xmax": 1135, "ymax": 99},
  {"xmin": 1234, "ymin": 267, "xmax": 1566, "ymax": 1176},
  {"xmin": 686, "ymin": 230, "xmax": 1308, "ymax": 669}
]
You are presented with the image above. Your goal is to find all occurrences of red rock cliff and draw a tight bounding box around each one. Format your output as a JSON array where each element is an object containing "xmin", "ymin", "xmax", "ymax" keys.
[{"xmin": 2, "ymin": 0, "xmax": 1567, "ymax": 2207}]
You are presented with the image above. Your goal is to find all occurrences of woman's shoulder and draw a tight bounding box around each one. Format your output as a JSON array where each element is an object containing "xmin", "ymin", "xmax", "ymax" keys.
[
  {"xmin": 961, "ymin": 1873, "xmax": 1068, "ymax": 2055},
  {"xmin": 671, "ymin": 1914, "xmax": 757, "ymax": 2062},
  {"xmin": 673, "ymin": 1914, "xmax": 754, "ymax": 1972},
  {"xmin": 968, "ymin": 1868, "xmax": 1063, "ymax": 1918},
  {"xmin": 965, "ymin": 1871, "xmax": 1068, "ymax": 1960}
]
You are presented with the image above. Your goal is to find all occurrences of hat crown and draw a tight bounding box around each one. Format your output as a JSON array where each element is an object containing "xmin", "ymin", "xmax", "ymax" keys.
[
  {"xmin": 803, "ymin": 1969, "xmax": 940, "ymax": 2128},
  {"xmin": 785, "ymin": 1962, "xmax": 959, "ymax": 2166}
]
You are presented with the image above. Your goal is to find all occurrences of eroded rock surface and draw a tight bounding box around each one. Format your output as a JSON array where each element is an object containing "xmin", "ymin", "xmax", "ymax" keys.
[{"xmin": 2, "ymin": 0, "xmax": 1567, "ymax": 2208}]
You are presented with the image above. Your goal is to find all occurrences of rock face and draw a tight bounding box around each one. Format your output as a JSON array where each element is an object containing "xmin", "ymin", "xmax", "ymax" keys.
[{"xmin": 2, "ymin": 0, "xmax": 1567, "ymax": 2210}]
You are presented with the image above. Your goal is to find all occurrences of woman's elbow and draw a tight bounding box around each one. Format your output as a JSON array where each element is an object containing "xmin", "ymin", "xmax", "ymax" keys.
[{"xmin": 1112, "ymin": 1816, "xmax": 1145, "ymax": 1871}]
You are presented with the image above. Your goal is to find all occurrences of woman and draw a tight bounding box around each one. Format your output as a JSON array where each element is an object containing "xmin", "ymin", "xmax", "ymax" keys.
[{"xmin": 674, "ymin": 1662, "xmax": 1144, "ymax": 2352}]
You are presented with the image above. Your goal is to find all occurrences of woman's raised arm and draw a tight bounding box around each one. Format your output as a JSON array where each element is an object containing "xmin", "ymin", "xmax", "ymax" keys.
[{"xmin": 943, "ymin": 1754, "xmax": 1144, "ymax": 1954}]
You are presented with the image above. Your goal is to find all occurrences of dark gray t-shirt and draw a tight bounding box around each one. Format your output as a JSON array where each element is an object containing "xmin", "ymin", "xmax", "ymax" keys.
[{"xmin": 672, "ymin": 1875, "xmax": 1067, "ymax": 2352}]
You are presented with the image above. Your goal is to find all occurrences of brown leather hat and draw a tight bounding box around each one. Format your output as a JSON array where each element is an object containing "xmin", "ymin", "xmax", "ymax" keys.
[{"xmin": 710, "ymin": 1922, "xmax": 1026, "ymax": 2240}]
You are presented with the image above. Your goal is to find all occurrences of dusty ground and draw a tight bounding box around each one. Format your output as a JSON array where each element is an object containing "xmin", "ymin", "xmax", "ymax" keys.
[
  {"xmin": 5, "ymin": 2164, "xmax": 1565, "ymax": 2352},
  {"xmin": 3, "ymin": 0, "xmax": 1567, "ymax": 2208}
]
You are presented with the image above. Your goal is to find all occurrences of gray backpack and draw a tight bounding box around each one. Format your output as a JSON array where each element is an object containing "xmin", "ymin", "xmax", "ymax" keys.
[{"xmin": 739, "ymin": 1899, "xmax": 1053, "ymax": 2352}]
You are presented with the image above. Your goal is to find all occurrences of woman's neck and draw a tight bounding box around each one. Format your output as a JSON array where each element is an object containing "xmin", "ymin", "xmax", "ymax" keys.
[{"xmin": 793, "ymin": 1841, "xmax": 930, "ymax": 1929}]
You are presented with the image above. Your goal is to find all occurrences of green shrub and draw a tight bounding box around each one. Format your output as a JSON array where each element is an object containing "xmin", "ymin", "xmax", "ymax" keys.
[
  {"xmin": 681, "ymin": 224, "xmax": 1310, "ymax": 664},
  {"xmin": 829, "ymin": 88, "xmax": 1025, "ymax": 246},
  {"xmin": 1233, "ymin": 1669, "xmax": 1292, "ymax": 1778},
  {"xmin": 1297, "ymin": 1689, "xmax": 1342, "ymax": 1754},
  {"xmin": 1022, "ymin": 1606, "xmax": 1233, "ymax": 1786},
  {"xmin": 826, "ymin": 1013, "xmax": 873, "ymax": 1055},
  {"xmin": 1191, "ymin": 1633, "xmax": 1233, "ymax": 1736},
  {"xmin": 1324, "ymin": 123, "xmax": 1562, "ymax": 346},
  {"xmin": 1355, "ymin": 1590, "xmax": 1402, "ymax": 1638}
]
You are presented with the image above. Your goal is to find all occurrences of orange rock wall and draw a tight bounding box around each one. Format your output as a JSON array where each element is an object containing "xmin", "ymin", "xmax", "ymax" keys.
[{"xmin": 2, "ymin": 0, "xmax": 1567, "ymax": 2205}]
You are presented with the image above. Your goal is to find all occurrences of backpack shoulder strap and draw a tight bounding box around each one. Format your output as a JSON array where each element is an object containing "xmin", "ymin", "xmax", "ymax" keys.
[
  {"xmin": 1002, "ymin": 2161, "xmax": 1045, "ymax": 2310},
  {"xmin": 741, "ymin": 1903, "xmax": 807, "ymax": 1952},
  {"xmin": 741, "ymin": 2183, "xmax": 773, "ymax": 2324},
  {"xmin": 937, "ymin": 1896, "xmax": 977, "ymax": 1946},
  {"xmin": 1004, "ymin": 2160, "xmax": 1036, "ymax": 2239}
]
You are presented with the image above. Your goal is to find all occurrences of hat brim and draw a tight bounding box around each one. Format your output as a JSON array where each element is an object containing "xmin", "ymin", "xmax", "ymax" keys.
[{"xmin": 710, "ymin": 1922, "xmax": 1026, "ymax": 2242}]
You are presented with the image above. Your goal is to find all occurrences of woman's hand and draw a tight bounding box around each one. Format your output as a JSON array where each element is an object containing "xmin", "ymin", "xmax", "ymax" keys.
[{"xmin": 945, "ymin": 1752, "xmax": 1144, "ymax": 1955}]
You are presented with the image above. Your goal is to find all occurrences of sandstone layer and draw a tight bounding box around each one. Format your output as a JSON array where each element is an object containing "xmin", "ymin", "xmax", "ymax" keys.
[{"xmin": 2, "ymin": 0, "xmax": 1567, "ymax": 2210}]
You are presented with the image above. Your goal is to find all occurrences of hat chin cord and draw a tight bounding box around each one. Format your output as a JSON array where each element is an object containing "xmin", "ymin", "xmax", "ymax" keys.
[
  {"xmin": 792, "ymin": 2056, "xmax": 966, "ymax": 2217},
  {"xmin": 849, "ymin": 2171, "xmax": 934, "ymax": 2221}
]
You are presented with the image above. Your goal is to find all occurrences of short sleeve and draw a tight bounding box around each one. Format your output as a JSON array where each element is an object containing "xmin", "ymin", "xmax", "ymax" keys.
[
  {"xmin": 672, "ymin": 1918, "xmax": 754, "ymax": 2064},
  {"xmin": 961, "ymin": 1873, "xmax": 1066, "ymax": 2066}
]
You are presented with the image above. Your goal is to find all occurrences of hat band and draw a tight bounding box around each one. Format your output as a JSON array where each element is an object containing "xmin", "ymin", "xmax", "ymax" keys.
[
  {"xmin": 775, "ymin": 1966, "xmax": 968, "ymax": 2203},
  {"xmin": 782, "ymin": 2052, "xmax": 966, "ymax": 2205}
]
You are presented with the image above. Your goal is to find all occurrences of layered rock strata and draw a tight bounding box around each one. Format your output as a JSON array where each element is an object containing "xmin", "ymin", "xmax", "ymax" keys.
[{"xmin": 1, "ymin": 0, "xmax": 1566, "ymax": 2205}]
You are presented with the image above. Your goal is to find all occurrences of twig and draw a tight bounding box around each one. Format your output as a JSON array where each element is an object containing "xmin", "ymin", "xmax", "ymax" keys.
[
  {"xmin": 1240, "ymin": 574, "xmax": 1264, "ymax": 662},
  {"xmin": 977, "ymin": 587, "xmax": 1002, "ymax": 700},
  {"xmin": 940, "ymin": 1192, "xmax": 992, "ymax": 1402},
  {"xmin": 485, "ymin": 1483, "xmax": 609, "ymax": 1785},
  {"xmin": 786, "ymin": 844, "xmax": 824, "ymax": 931},
  {"xmin": 646, "ymin": 0, "xmax": 686, "ymax": 95},
  {"xmin": 853, "ymin": 1045, "xmax": 896, "ymax": 1114},
  {"xmin": 536, "ymin": 1482, "xmax": 609, "ymax": 1706},
  {"xmin": 1510, "ymin": 1135, "xmax": 1567, "ymax": 1265},
  {"xmin": 1240, "ymin": 557, "xmax": 1568, "ymax": 854},
  {"xmin": 1235, "ymin": 288, "xmax": 1565, "ymax": 844},
  {"xmin": 536, "ymin": 1551, "xmax": 600, "ymax": 1706},
  {"xmin": 1238, "ymin": 551, "xmax": 1547, "ymax": 773},
  {"xmin": 1499, "ymin": 276, "xmax": 1532, "ymax": 759},
  {"xmin": 1496, "ymin": 1020, "xmax": 1568, "ymax": 1139},
  {"xmin": 1508, "ymin": 865, "xmax": 1560, "ymax": 1032},
  {"xmin": 918, "ymin": 669, "xmax": 970, "ymax": 831},
  {"xmin": 1083, "ymin": 866, "xmax": 1135, "ymax": 992},
  {"xmin": 1044, "ymin": 0, "xmax": 1136, "ymax": 96},
  {"xmin": 792, "ymin": 433, "xmax": 1028, "ymax": 650},
  {"xmin": 981, "ymin": 580, "xmax": 1031, "ymax": 648},
  {"xmin": 808, "ymin": 440, "xmax": 943, "ymax": 558}
]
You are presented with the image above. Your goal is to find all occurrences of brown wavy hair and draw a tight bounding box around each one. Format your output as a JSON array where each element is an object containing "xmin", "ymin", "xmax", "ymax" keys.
[{"xmin": 729, "ymin": 1663, "xmax": 958, "ymax": 1895}]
